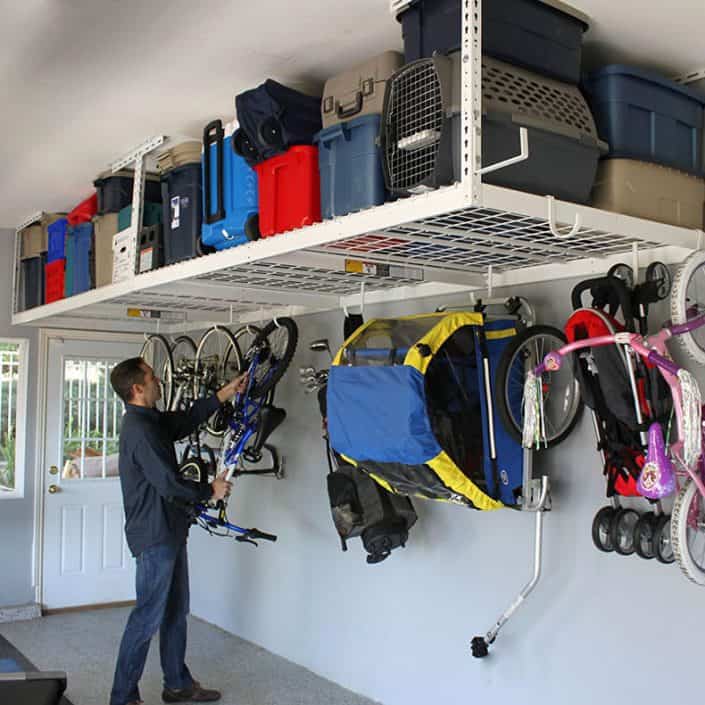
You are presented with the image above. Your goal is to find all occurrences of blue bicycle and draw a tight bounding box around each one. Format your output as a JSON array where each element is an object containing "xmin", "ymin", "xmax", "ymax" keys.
[{"xmin": 179, "ymin": 318, "xmax": 298, "ymax": 546}]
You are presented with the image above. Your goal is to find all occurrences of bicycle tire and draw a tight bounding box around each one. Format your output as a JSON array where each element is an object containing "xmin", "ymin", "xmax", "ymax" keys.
[
  {"xmin": 193, "ymin": 326, "xmax": 244, "ymax": 401},
  {"xmin": 495, "ymin": 325, "xmax": 583, "ymax": 448},
  {"xmin": 139, "ymin": 333, "xmax": 174, "ymax": 412},
  {"xmin": 247, "ymin": 318, "xmax": 298, "ymax": 399},
  {"xmin": 670, "ymin": 251, "xmax": 705, "ymax": 364},
  {"xmin": 672, "ymin": 480, "xmax": 705, "ymax": 583}
]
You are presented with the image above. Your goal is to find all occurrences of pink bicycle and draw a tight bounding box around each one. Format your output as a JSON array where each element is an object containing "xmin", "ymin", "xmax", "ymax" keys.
[{"xmin": 522, "ymin": 303, "xmax": 705, "ymax": 584}]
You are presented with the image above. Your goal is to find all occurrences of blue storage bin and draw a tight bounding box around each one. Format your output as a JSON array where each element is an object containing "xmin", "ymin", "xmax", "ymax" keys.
[
  {"xmin": 47, "ymin": 217, "xmax": 68, "ymax": 263},
  {"xmin": 584, "ymin": 65, "xmax": 705, "ymax": 176},
  {"xmin": 201, "ymin": 120, "xmax": 259, "ymax": 250},
  {"xmin": 19, "ymin": 254, "xmax": 45, "ymax": 310},
  {"xmin": 394, "ymin": 0, "xmax": 588, "ymax": 84},
  {"xmin": 314, "ymin": 114, "xmax": 386, "ymax": 219},
  {"xmin": 162, "ymin": 163, "xmax": 202, "ymax": 264},
  {"xmin": 66, "ymin": 223, "xmax": 93, "ymax": 295}
]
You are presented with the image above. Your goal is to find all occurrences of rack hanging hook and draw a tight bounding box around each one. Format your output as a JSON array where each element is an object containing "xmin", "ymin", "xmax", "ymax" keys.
[
  {"xmin": 546, "ymin": 196, "xmax": 581, "ymax": 239},
  {"xmin": 229, "ymin": 304, "xmax": 234, "ymax": 326},
  {"xmin": 360, "ymin": 282, "xmax": 365, "ymax": 320},
  {"xmin": 487, "ymin": 265, "xmax": 494, "ymax": 299}
]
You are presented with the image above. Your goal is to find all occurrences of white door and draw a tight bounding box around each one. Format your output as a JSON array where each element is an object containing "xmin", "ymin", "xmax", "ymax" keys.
[{"xmin": 42, "ymin": 338, "xmax": 142, "ymax": 609}]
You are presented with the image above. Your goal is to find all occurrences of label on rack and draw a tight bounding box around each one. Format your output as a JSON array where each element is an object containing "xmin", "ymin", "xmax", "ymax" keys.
[
  {"xmin": 139, "ymin": 247, "xmax": 153, "ymax": 273},
  {"xmin": 126, "ymin": 308, "xmax": 186, "ymax": 322},
  {"xmin": 344, "ymin": 259, "xmax": 423, "ymax": 281}
]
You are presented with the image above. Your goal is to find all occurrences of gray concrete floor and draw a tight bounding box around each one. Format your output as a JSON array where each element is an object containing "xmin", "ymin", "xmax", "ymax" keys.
[{"xmin": 0, "ymin": 607, "xmax": 381, "ymax": 705}]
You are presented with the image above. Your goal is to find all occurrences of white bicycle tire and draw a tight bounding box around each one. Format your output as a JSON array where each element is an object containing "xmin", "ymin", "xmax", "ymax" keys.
[
  {"xmin": 670, "ymin": 251, "xmax": 705, "ymax": 365},
  {"xmin": 671, "ymin": 479, "xmax": 705, "ymax": 586}
]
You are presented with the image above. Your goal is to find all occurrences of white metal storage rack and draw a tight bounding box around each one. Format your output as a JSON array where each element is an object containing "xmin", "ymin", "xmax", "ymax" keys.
[{"xmin": 11, "ymin": 0, "xmax": 704, "ymax": 333}]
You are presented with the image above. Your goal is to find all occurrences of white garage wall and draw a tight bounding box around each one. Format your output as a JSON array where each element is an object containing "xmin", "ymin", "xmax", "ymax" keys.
[
  {"xmin": 0, "ymin": 230, "xmax": 39, "ymax": 608},
  {"xmin": 189, "ymin": 272, "xmax": 705, "ymax": 705}
]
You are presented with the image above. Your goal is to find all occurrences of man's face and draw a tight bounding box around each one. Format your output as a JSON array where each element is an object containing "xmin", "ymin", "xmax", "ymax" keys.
[{"xmin": 135, "ymin": 362, "xmax": 162, "ymax": 408}]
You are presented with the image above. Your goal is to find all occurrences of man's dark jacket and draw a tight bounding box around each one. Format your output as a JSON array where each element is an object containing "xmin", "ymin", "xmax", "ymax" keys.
[{"xmin": 118, "ymin": 396, "xmax": 221, "ymax": 556}]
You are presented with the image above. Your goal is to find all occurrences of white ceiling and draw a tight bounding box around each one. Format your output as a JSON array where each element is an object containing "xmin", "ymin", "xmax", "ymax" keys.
[{"xmin": 1, "ymin": 0, "xmax": 704, "ymax": 228}]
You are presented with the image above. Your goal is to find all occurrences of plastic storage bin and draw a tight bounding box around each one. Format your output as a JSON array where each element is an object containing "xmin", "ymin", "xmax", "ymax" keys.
[
  {"xmin": 315, "ymin": 114, "xmax": 386, "ymax": 218},
  {"xmin": 67, "ymin": 193, "xmax": 98, "ymax": 226},
  {"xmin": 584, "ymin": 65, "xmax": 705, "ymax": 176},
  {"xmin": 93, "ymin": 170, "xmax": 161, "ymax": 215},
  {"xmin": 591, "ymin": 159, "xmax": 705, "ymax": 229},
  {"xmin": 45, "ymin": 258, "xmax": 65, "ymax": 304},
  {"xmin": 254, "ymin": 146, "xmax": 321, "ymax": 237},
  {"xmin": 201, "ymin": 120, "xmax": 259, "ymax": 250},
  {"xmin": 19, "ymin": 213, "xmax": 64, "ymax": 259},
  {"xmin": 93, "ymin": 214, "xmax": 119, "ymax": 288},
  {"xmin": 392, "ymin": 0, "xmax": 588, "ymax": 83},
  {"xmin": 117, "ymin": 202, "xmax": 162, "ymax": 232},
  {"xmin": 47, "ymin": 217, "xmax": 68, "ymax": 263},
  {"xmin": 66, "ymin": 223, "xmax": 93, "ymax": 295},
  {"xmin": 138, "ymin": 225, "xmax": 163, "ymax": 273},
  {"xmin": 322, "ymin": 51, "xmax": 403, "ymax": 129},
  {"xmin": 161, "ymin": 162, "xmax": 202, "ymax": 264},
  {"xmin": 19, "ymin": 255, "xmax": 45, "ymax": 310},
  {"xmin": 156, "ymin": 141, "xmax": 202, "ymax": 174}
]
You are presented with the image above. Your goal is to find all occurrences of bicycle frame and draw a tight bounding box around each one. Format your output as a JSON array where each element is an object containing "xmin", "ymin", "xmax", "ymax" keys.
[{"xmin": 527, "ymin": 313, "xmax": 705, "ymax": 502}]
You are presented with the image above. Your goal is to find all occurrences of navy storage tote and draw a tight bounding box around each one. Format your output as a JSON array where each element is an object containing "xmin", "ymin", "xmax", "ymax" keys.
[
  {"xmin": 47, "ymin": 217, "xmax": 68, "ymax": 263},
  {"xmin": 234, "ymin": 81, "xmax": 322, "ymax": 167},
  {"xmin": 584, "ymin": 65, "xmax": 705, "ymax": 176},
  {"xmin": 315, "ymin": 114, "xmax": 386, "ymax": 219},
  {"xmin": 161, "ymin": 163, "xmax": 202, "ymax": 264},
  {"xmin": 19, "ymin": 254, "xmax": 45, "ymax": 310},
  {"xmin": 93, "ymin": 170, "xmax": 161, "ymax": 215},
  {"xmin": 67, "ymin": 223, "xmax": 93, "ymax": 295},
  {"xmin": 393, "ymin": 0, "xmax": 588, "ymax": 84},
  {"xmin": 201, "ymin": 120, "xmax": 259, "ymax": 250}
]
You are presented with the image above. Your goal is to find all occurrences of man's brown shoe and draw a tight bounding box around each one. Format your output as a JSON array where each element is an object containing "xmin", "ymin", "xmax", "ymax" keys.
[{"xmin": 162, "ymin": 680, "xmax": 221, "ymax": 703}]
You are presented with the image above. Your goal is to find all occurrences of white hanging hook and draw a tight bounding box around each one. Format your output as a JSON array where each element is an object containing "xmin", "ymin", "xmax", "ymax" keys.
[
  {"xmin": 632, "ymin": 242, "xmax": 639, "ymax": 283},
  {"xmin": 360, "ymin": 282, "xmax": 365, "ymax": 319},
  {"xmin": 546, "ymin": 196, "xmax": 581, "ymax": 239},
  {"xmin": 229, "ymin": 304, "xmax": 234, "ymax": 326},
  {"xmin": 343, "ymin": 305, "xmax": 350, "ymax": 317},
  {"xmin": 487, "ymin": 265, "xmax": 494, "ymax": 299},
  {"xmin": 156, "ymin": 318, "xmax": 160, "ymax": 334}
]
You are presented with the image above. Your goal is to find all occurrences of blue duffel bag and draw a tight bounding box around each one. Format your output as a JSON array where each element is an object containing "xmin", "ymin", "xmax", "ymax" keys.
[{"xmin": 233, "ymin": 80, "xmax": 322, "ymax": 167}]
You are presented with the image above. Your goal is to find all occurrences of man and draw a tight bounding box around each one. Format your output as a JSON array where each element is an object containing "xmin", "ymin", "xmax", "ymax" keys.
[{"xmin": 108, "ymin": 356, "xmax": 247, "ymax": 705}]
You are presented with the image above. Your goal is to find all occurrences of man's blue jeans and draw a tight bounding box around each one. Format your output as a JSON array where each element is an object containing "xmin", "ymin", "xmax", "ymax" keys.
[{"xmin": 110, "ymin": 542, "xmax": 194, "ymax": 705}]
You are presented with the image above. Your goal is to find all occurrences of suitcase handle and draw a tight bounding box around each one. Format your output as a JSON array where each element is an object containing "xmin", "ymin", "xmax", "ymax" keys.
[
  {"xmin": 337, "ymin": 92, "xmax": 363, "ymax": 120},
  {"xmin": 203, "ymin": 120, "xmax": 226, "ymax": 225}
]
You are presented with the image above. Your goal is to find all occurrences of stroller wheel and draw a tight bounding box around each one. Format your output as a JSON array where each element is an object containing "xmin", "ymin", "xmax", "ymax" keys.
[
  {"xmin": 591, "ymin": 506, "xmax": 616, "ymax": 553},
  {"xmin": 654, "ymin": 514, "xmax": 676, "ymax": 564},
  {"xmin": 245, "ymin": 213, "xmax": 260, "ymax": 241},
  {"xmin": 611, "ymin": 508, "xmax": 640, "ymax": 555},
  {"xmin": 633, "ymin": 512, "xmax": 658, "ymax": 560},
  {"xmin": 471, "ymin": 636, "xmax": 489, "ymax": 658},
  {"xmin": 645, "ymin": 261, "xmax": 672, "ymax": 301},
  {"xmin": 608, "ymin": 263, "xmax": 635, "ymax": 289}
]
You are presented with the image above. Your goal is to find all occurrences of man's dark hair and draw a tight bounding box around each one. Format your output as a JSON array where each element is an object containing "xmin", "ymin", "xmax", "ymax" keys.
[{"xmin": 110, "ymin": 357, "xmax": 147, "ymax": 404}]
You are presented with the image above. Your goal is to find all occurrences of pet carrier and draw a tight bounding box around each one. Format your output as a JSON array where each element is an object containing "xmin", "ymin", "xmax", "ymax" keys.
[
  {"xmin": 234, "ymin": 80, "xmax": 322, "ymax": 167},
  {"xmin": 327, "ymin": 312, "xmax": 524, "ymax": 508},
  {"xmin": 380, "ymin": 52, "xmax": 606, "ymax": 201}
]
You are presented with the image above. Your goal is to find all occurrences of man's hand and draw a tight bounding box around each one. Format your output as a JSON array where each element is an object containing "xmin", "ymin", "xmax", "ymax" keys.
[
  {"xmin": 211, "ymin": 471, "xmax": 232, "ymax": 502},
  {"xmin": 217, "ymin": 372, "xmax": 249, "ymax": 403}
]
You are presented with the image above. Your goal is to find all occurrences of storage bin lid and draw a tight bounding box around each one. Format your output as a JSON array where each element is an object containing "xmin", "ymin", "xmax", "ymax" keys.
[
  {"xmin": 585, "ymin": 64, "xmax": 705, "ymax": 105},
  {"xmin": 390, "ymin": 0, "xmax": 589, "ymax": 28},
  {"xmin": 482, "ymin": 55, "xmax": 604, "ymax": 146},
  {"xmin": 156, "ymin": 141, "xmax": 203, "ymax": 173}
]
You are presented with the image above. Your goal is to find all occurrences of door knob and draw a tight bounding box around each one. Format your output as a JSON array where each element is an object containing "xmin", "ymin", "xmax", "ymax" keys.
[
  {"xmin": 49, "ymin": 466, "xmax": 58, "ymax": 475},
  {"xmin": 48, "ymin": 484, "xmax": 60, "ymax": 494}
]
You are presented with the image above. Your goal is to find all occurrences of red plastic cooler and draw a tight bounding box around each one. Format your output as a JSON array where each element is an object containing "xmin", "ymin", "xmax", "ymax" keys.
[
  {"xmin": 45, "ymin": 258, "xmax": 66, "ymax": 303},
  {"xmin": 67, "ymin": 193, "xmax": 98, "ymax": 226},
  {"xmin": 254, "ymin": 146, "xmax": 321, "ymax": 237}
]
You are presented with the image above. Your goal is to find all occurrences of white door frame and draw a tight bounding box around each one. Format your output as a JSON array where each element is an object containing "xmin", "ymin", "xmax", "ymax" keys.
[{"xmin": 32, "ymin": 328, "xmax": 146, "ymax": 606}]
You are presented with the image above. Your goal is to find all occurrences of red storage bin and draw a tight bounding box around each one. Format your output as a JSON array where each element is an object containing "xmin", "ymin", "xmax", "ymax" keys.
[
  {"xmin": 45, "ymin": 258, "xmax": 66, "ymax": 303},
  {"xmin": 254, "ymin": 146, "xmax": 321, "ymax": 237},
  {"xmin": 67, "ymin": 193, "xmax": 98, "ymax": 226}
]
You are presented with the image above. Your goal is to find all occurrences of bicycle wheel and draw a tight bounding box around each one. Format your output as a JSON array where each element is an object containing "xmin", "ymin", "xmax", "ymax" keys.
[
  {"xmin": 670, "ymin": 251, "xmax": 705, "ymax": 364},
  {"xmin": 194, "ymin": 326, "xmax": 243, "ymax": 436},
  {"xmin": 172, "ymin": 335, "xmax": 197, "ymax": 365},
  {"xmin": 170, "ymin": 336, "xmax": 197, "ymax": 411},
  {"xmin": 672, "ymin": 480, "xmax": 705, "ymax": 584},
  {"xmin": 247, "ymin": 318, "xmax": 298, "ymax": 399},
  {"xmin": 139, "ymin": 334, "xmax": 174, "ymax": 412},
  {"xmin": 495, "ymin": 325, "xmax": 583, "ymax": 448}
]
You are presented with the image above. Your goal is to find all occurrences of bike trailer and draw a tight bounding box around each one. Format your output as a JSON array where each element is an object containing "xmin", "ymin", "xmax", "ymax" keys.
[
  {"xmin": 327, "ymin": 312, "xmax": 524, "ymax": 509},
  {"xmin": 234, "ymin": 80, "xmax": 322, "ymax": 167}
]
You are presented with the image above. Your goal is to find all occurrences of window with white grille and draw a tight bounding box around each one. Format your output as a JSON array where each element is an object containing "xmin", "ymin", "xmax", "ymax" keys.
[{"xmin": 0, "ymin": 339, "xmax": 29, "ymax": 496}]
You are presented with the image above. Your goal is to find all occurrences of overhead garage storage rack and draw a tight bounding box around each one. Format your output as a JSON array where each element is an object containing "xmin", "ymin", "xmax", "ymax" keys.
[{"xmin": 11, "ymin": 0, "xmax": 704, "ymax": 333}]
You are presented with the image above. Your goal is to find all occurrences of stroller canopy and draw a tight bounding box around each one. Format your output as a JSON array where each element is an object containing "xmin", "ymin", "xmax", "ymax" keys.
[{"xmin": 327, "ymin": 312, "xmax": 524, "ymax": 510}]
